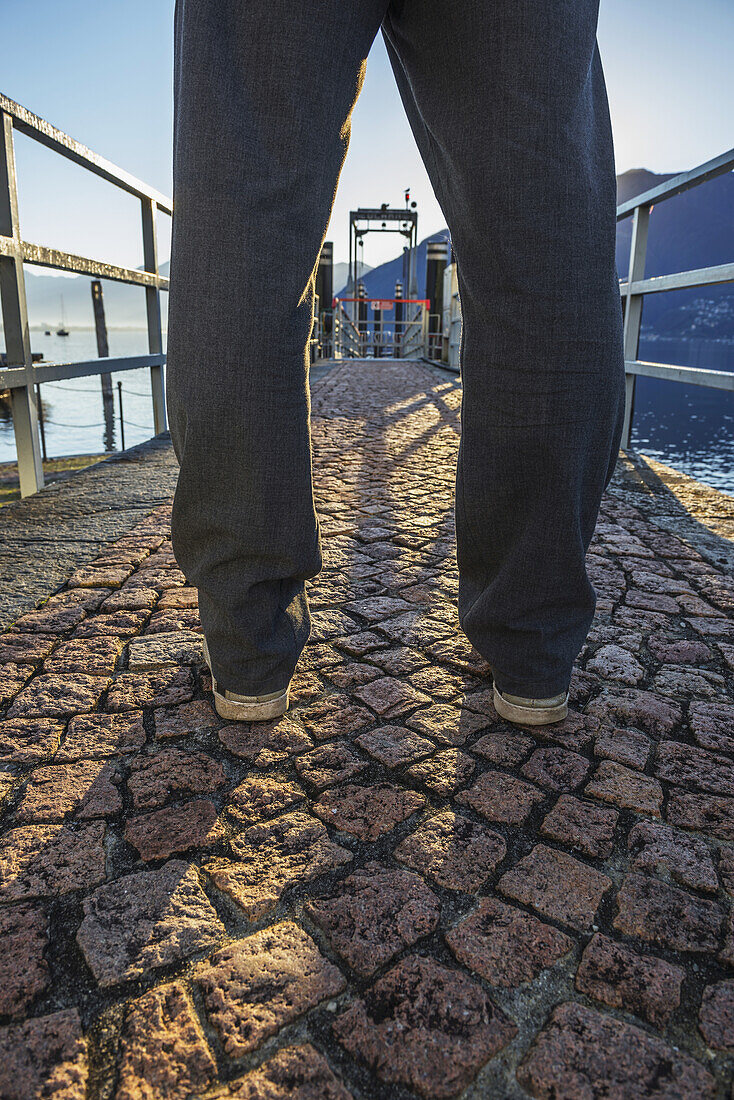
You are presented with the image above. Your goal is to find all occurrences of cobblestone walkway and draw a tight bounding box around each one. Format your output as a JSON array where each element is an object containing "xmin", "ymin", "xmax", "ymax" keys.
[{"xmin": 1, "ymin": 360, "xmax": 734, "ymax": 1099}]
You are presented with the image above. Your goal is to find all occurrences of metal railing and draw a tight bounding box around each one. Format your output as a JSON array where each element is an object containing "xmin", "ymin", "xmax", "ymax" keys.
[
  {"xmin": 618, "ymin": 146, "xmax": 734, "ymax": 446},
  {"xmin": 0, "ymin": 93, "xmax": 170, "ymax": 496},
  {"xmin": 331, "ymin": 297, "xmax": 429, "ymax": 359},
  {"xmin": 3, "ymin": 89, "xmax": 730, "ymax": 495},
  {"xmin": 435, "ymin": 149, "xmax": 734, "ymax": 438}
]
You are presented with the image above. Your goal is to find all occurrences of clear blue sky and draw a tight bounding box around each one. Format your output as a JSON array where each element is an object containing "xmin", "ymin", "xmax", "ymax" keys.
[{"xmin": 2, "ymin": 0, "xmax": 732, "ymax": 271}]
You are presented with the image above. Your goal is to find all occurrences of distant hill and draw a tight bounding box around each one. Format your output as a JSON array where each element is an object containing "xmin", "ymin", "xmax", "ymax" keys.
[
  {"xmin": 334, "ymin": 230, "xmax": 451, "ymax": 300},
  {"xmin": 6, "ymin": 166, "xmax": 733, "ymax": 342}
]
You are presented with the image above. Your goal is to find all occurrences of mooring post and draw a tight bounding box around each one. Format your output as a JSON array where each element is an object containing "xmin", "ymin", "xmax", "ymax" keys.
[
  {"xmin": 316, "ymin": 241, "xmax": 334, "ymax": 358},
  {"xmin": 425, "ymin": 240, "xmax": 448, "ymax": 361},
  {"xmin": 91, "ymin": 280, "xmax": 116, "ymax": 451},
  {"xmin": 0, "ymin": 110, "xmax": 44, "ymax": 495},
  {"xmin": 621, "ymin": 204, "xmax": 651, "ymax": 449}
]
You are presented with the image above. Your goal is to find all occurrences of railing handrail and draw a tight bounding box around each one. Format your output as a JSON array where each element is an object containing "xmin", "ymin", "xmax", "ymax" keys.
[
  {"xmin": 0, "ymin": 92, "xmax": 172, "ymax": 213},
  {"xmin": 0, "ymin": 92, "xmax": 170, "ymax": 496},
  {"xmin": 616, "ymin": 146, "xmax": 734, "ymax": 447},
  {"xmin": 616, "ymin": 146, "xmax": 734, "ymax": 220}
]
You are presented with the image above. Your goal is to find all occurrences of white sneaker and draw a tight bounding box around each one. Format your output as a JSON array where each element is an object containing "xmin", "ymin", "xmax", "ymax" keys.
[
  {"xmin": 203, "ymin": 637, "xmax": 290, "ymax": 722},
  {"xmin": 493, "ymin": 684, "xmax": 569, "ymax": 726}
]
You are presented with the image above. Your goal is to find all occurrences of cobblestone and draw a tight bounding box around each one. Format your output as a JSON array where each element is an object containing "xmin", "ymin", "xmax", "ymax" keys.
[
  {"xmin": 77, "ymin": 861, "xmax": 226, "ymax": 985},
  {"xmin": 585, "ymin": 687, "xmax": 683, "ymax": 736},
  {"xmin": 116, "ymin": 982, "xmax": 217, "ymax": 1100},
  {"xmin": 306, "ymin": 862, "xmax": 440, "ymax": 976},
  {"xmin": 521, "ymin": 745, "xmax": 591, "ymax": 791},
  {"xmin": 498, "ymin": 844, "xmax": 612, "ymax": 931},
  {"xmin": 667, "ymin": 789, "xmax": 734, "ymax": 840},
  {"xmin": 124, "ymin": 799, "xmax": 223, "ymax": 860},
  {"xmin": 576, "ymin": 932, "xmax": 685, "ymax": 1026},
  {"xmin": 355, "ymin": 723, "xmax": 433, "ymax": 765},
  {"xmin": 456, "ymin": 768, "xmax": 546, "ymax": 825},
  {"xmin": 395, "ymin": 807, "xmax": 506, "ymax": 891},
  {"xmin": 57, "ymin": 711, "xmax": 145, "ymax": 760},
  {"xmin": 593, "ymin": 725, "xmax": 651, "ymax": 770},
  {"xmin": 541, "ymin": 794, "xmax": 619, "ymax": 858},
  {"xmin": 446, "ymin": 896, "xmax": 573, "ymax": 987},
  {"xmin": 404, "ymin": 747, "xmax": 475, "ymax": 795},
  {"xmin": 585, "ymin": 759, "xmax": 664, "ymax": 816},
  {"xmin": 127, "ymin": 748, "xmax": 227, "ymax": 810},
  {"xmin": 0, "ymin": 361, "xmax": 732, "ymax": 1098},
  {"xmin": 13, "ymin": 759, "xmax": 122, "ymax": 822},
  {"xmin": 205, "ymin": 811, "xmax": 352, "ymax": 918},
  {"xmin": 311, "ymin": 782, "xmax": 425, "ymax": 839},
  {"xmin": 218, "ymin": 716, "xmax": 313, "ymax": 766},
  {"xmin": 219, "ymin": 1044, "xmax": 353, "ymax": 1099},
  {"xmin": 0, "ymin": 1009, "xmax": 88, "ymax": 1100},
  {"xmin": 517, "ymin": 1002, "xmax": 714, "ymax": 1098},
  {"xmin": 195, "ymin": 922, "xmax": 345, "ymax": 1058},
  {"xmin": 294, "ymin": 743, "xmax": 368, "ymax": 789},
  {"xmin": 7, "ymin": 672, "xmax": 109, "ymax": 718},
  {"xmin": 405, "ymin": 702, "xmax": 488, "ymax": 745},
  {"xmin": 0, "ymin": 903, "xmax": 50, "ymax": 1016},
  {"xmin": 43, "ymin": 636, "xmax": 122, "ymax": 675},
  {"xmin": 614, "ymin": 872, "xmax": 724, "ymax": 953},
  {"xmin": 0, "ymin": 822, "xmax": 107, "ymax": 899},
  {"xmin": 106, "ymin": 667, "xmax": 195, "ymax": 711},
  {"xmin": 224, "ymin": 773, "xmax": 305, "ymax": 826},
  {"xmin": 699, "ymin": 980, "xmax": 734, "ymax": 1051},
  {"xmin": 655, "ymin": 740, "xmax": 734, "ymax": 796},
  {"xmin": 627, "ymin": 819, "xmax": 718, "ymax": 892},
  {"xmin": 0, "ymin": 716, "xmax": 64, "ymax": 764},
  {"xmin": 333, "ymin": 955, "xmax": 516, "ymax": 1098}
]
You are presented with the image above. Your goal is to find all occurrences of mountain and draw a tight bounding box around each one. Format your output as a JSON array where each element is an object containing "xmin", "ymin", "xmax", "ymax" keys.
[
  {"xmin": 20, "ymin": 261, "xmax": 171, "ymax": 332},
  {"xmin": 334, "ymin": 230, "xmax": 451, "ymax": 300}
]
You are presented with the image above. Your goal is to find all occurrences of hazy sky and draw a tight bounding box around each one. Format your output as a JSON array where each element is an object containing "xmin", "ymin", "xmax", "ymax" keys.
[{"xmin": 2, "ymin": 0, "xmax": 732, "ymax": 271}]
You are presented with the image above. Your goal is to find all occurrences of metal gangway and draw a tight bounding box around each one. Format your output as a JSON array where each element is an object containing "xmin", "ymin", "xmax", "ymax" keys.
[{"xmin": 330, "ymin": 294, "xmax": 431, "ymax": 360}]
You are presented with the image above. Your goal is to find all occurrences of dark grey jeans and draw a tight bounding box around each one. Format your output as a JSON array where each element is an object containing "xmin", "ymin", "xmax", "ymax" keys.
[{"xmin": 167, "ymin": 0, "xmax": 625, "ymax": 699}]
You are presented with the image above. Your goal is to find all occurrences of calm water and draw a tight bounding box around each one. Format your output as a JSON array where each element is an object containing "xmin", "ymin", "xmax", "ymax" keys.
[
  {"xmin": 2, "ymin": 330, "xmax": 732, "ymax": 495},
  {"xmin": 632, "ymin": 337, "xmax": 734, "ymax": 494},
  {"xmin": 0, "ymin": 329, "xmax": 164, "ymax": 463}
]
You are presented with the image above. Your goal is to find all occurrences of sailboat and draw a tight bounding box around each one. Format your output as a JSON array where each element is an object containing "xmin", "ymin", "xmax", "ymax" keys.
[{"xmin": 57, "ymin": 295, "xmax": 69, "ymax": 337}]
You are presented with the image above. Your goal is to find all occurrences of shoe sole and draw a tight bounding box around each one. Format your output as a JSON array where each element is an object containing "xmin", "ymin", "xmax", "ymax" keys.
[
  {"xmin": 202, "ymin": 637, "xmax": 291, "ymax": 722},
  {"xmin": 212, "ymin": 688, "xmax": 290, "ymax": 722},
  {"xmin": 493, "ymin": 684, "xmax": 568, "ymax": 726}
]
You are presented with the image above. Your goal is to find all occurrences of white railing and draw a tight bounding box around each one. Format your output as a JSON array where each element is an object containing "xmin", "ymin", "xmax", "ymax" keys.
[
  {"xmin": 436, "ymin": 148, "xmax": 734, "ymax": 447},
  {"xmin": 0, "ymin": 93, "xmax": 170, "ymax": 496},
  {"xmin": 617, "ymin": 147, "xmax": 734, "ymax": 445}
]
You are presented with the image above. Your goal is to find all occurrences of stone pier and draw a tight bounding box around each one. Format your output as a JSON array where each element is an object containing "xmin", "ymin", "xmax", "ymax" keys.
[{"xmin": 0, "ymin": 359, "xmax": 732, "ymax": 1099}]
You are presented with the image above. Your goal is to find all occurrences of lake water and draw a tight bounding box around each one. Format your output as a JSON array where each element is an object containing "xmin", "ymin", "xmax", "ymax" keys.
[
  {"xmin": 1, "ymin": 329, "xmax": 732, "ymax": 495},
  {"xmin": 0, "ymin": 329, "xmax": 164, "ymax": 463},
  {"xmin": 632, "ymin": 336, "xmax": 733, "ymax": 494}
]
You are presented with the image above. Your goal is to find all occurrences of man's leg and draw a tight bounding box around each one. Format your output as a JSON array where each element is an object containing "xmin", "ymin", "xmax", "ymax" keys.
[
  {"xmin": 167, "ymin": 0, "xmax": 387, "ymax": 695},
  {"xmin": 383, "ymin": 0, "xmax": 625, "ymax": 699}
]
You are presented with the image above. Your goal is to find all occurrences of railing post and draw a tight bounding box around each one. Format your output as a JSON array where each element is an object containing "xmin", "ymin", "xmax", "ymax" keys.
[
  {"xmin": 621, "ymin": 203, "xmax": 651, "ymax": 449},
  {"xmin": 141, "ymin": 196, "xmax": 167, "ymax": 434},
  {"xmin": 0, "ymin": 110, "xmax": 44, "ymax": 495}
]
